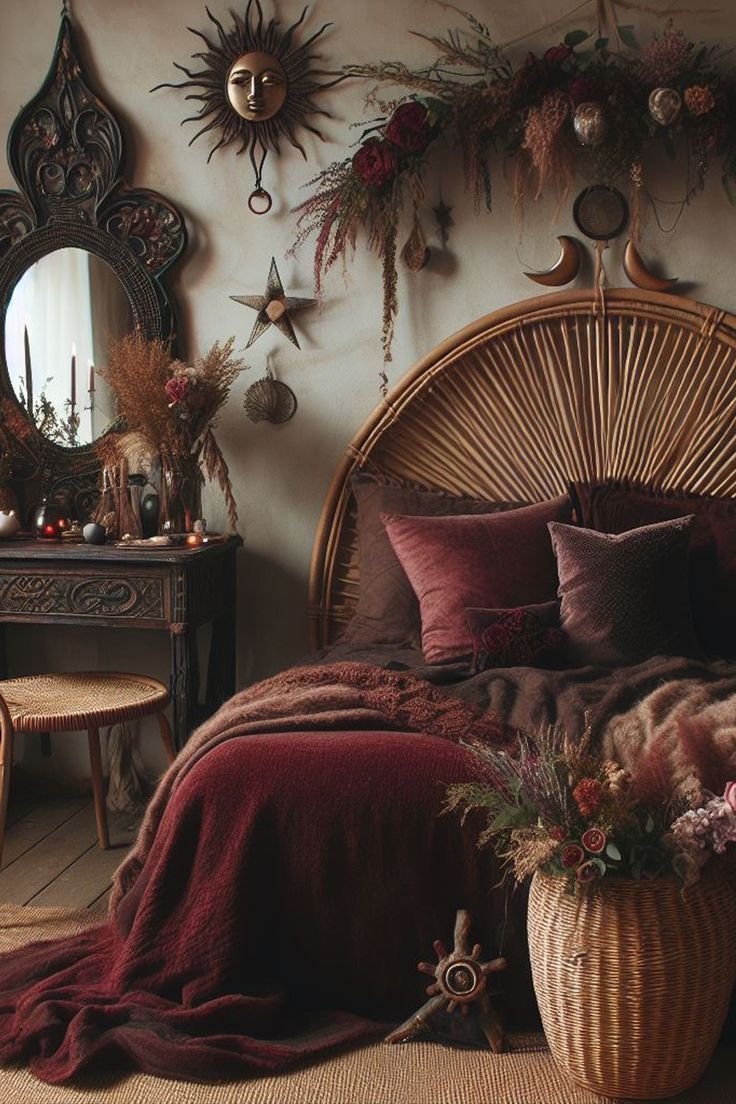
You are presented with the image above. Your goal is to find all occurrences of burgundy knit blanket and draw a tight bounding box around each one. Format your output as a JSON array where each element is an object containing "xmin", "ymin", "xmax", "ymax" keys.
[{"xmin": 0, "ymin": 663, "xmax": 523, "ymax": 1084}]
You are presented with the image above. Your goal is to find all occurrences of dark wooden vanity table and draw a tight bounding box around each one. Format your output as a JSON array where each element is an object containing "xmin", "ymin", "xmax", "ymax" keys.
[{"xmin": 0, "ymin": 537, "xmax": 241, "ymax": 749}]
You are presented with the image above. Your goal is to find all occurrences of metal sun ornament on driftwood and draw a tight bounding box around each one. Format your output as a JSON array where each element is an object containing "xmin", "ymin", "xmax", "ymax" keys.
[
  {"xmin": 384, "ymin": 909, "xmax": 507, "ymax": 1051},
  {"xmin": 152, "ymin": 0, "xmax": 344, "ymax": 214},
  {"xmin": 231, "ymin": 256, "xmax": 315, "ymax": 348}
]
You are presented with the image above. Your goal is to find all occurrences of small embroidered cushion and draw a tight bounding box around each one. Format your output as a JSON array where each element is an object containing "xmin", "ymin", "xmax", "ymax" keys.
[{"xmin": 465, "ymin": 603, "xmax": 564, "ymax": 672}]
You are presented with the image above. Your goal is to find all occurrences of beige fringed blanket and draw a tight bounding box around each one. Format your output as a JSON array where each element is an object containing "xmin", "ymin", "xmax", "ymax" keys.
[{"xmin": 603, "ymin": 672, "xmax": 736, "ymax": 795}]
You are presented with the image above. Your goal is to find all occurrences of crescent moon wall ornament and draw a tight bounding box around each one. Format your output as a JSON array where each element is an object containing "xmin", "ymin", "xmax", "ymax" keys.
[
  {"xmin": 151, "ymin": 1, "xmax": 345, "ymax": 214},
  {"xmin": 524, "ymin": 236, "xmax": 581, "ymax": 287},
  {"xmin": 623, "ymin": 239, "xmax": 679, "ymax": 292},
  {"xmin": 230, "ymin": 257, "xmax": 316, "ymax": 348}
]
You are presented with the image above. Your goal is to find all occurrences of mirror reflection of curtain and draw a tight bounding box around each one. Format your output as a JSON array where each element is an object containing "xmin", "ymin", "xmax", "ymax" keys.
[
  {"xmin": 6, "ymin": 249, "xmax": 94, "ymax": 441},
  {"xmin": 88, "ymin": 253, "xmax": 130, "ymax": 439},
  {"xmin": 5, "ymin": 248, "xmax": 131, "ymax": 446}
]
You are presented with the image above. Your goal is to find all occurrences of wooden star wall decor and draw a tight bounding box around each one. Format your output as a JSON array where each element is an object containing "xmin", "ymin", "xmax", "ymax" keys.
[{"xmin": 230, "ymin": 257, "xmax": 315, "ymax": 349}]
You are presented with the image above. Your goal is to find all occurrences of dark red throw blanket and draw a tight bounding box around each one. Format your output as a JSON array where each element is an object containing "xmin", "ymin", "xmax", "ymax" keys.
[{"xmin": 0, "ymin": 664, "xmax": 527, "ymax": 1083}]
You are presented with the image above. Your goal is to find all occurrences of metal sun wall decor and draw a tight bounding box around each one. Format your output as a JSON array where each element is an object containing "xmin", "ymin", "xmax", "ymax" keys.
[{"xmin": 153, "ymin": 0, "xmax": 345, "ymax": 214}]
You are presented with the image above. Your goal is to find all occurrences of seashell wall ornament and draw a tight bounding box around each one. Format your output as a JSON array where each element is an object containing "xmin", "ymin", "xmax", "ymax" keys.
[
  {"xmin": 244, "ymin": 370, "xmax": 297, "ymax": 424},
  {"xmin": 573, "ymin": 102, "xmax": 607, "ymax": 147},
  {"xmin": 648, "ymin": 87, "xmax": 682, "ymax": 126}
]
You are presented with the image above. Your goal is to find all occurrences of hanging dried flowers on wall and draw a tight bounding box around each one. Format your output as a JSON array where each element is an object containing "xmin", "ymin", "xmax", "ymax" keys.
[{"xmin": 292, "ymin": 13, "xmax": 736, "ymax": 361}]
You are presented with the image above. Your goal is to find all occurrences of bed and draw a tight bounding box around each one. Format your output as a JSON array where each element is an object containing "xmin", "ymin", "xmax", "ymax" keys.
[{"xmin": 2, "ymin": 287, "xmax": 736, "ymax": 1084}]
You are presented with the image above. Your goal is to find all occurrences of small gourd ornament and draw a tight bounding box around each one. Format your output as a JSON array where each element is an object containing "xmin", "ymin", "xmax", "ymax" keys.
[{"xmin": 384, "ymin": 909, "xmax": 507, "ymax": 1051}]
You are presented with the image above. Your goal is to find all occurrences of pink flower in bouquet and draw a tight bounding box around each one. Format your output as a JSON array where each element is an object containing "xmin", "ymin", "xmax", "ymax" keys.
[
  {"xmin": 724, "ymin": 781, "xmax": 736, "ymax": 812},
  {"xmin": 561, "ymin": 843, "xmax": 585, "ymax": 868},
  {"xmin": 164, "ymin": 376, "xmax": 190, "ymax": 406},
  {"xmin": 582, "ymin": 828, "xmax": 607, "ymax": 854}
]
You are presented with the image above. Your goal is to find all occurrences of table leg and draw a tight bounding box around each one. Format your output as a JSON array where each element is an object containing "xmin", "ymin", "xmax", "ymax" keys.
[
  {"xmin": 170, "ymin": 626, "xmax": 199, "ymax": 750},
  {"xmin": 205, "ymin": 554, "xmax": 237, "ymax": 715},
  {"xmin": 87, "ymin": 726, "xmax": 110, "ymax": 850}
]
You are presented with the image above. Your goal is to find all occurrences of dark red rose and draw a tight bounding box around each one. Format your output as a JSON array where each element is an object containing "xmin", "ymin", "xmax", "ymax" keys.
[
  {"xmin": 352, "ymin": 138, "xmax": 398, "ymax": 189},
  {"xmin": 568, "ymin": 75, "xmax": 601, "ymax": 106},
  {"xmin": 543, "ymin": 44, "xmax": 572, "ymax": 65},
  {"xmin": 561, "ymin": 843, "xmax": 585, "ymax": 869},
  {"xmin": 385, "ymin": 100, "xmax": 433, "ymax": 153},
  {"xmin": 573, "ymin": 777, "xmax": 603, "ymax": 817},
  {"xmin": 549, "ymin": 826, "xmax": 567, "ymax": 843},
  {"xmin": 582, "ymin": 828, "xmax": 607, "ymax": 854}
]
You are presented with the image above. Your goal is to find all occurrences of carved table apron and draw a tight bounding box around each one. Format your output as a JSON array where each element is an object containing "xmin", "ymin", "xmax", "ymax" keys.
[{"xmin": 0, "ymin": 537, "xmax": 241, "ymax": 749}]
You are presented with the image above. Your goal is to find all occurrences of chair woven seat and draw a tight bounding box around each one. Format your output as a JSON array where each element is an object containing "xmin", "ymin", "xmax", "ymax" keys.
[{"xmin": 0, "ymin": 672, "xmax": 169, "ymax": 733}]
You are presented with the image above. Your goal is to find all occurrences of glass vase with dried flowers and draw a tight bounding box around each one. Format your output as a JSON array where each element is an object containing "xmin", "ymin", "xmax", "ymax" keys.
[{"xmin": 95, "ymin": 333, "xmax": 243, "ymax": 535}]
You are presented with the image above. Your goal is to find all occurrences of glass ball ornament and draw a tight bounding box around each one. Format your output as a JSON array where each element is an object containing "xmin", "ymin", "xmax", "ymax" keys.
[
  {"xmin": 649, "ymin": 87, "xmax": 682, "ymax": 126},
  {"xmin": 573, "ymin": 101, "xmax": 607, "ymax": 147}
]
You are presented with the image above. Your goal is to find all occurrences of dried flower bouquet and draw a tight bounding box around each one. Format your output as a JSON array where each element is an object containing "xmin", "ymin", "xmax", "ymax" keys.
[
  {"xmin": 446, "ymin": 726, "xmax": 736, "ymax": 889},
  {"xmin": 96, "ymin": 333, "xmax": 243, "ymax": 533}
]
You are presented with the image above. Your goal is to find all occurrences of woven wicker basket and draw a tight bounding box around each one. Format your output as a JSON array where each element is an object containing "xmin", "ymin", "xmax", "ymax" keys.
[{"xmin": 528, "ymin": 868, "xmax": 736, "ymax": 1099}]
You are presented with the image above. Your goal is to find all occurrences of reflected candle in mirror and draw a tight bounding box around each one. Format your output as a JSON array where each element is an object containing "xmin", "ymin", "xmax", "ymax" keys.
[{"xmin": 23, "ymin": 324, "xmax": 33, "ymax": 416}]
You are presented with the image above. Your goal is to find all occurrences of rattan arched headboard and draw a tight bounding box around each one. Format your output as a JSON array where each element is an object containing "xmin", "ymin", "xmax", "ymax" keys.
[{"xmin": 309, "ymin": 287, "xmax": 736, "ymax": 650}]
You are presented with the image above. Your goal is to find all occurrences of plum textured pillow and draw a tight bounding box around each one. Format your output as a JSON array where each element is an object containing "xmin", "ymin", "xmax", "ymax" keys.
[
  {"xmin": 548, "ymin": 517, "xmax": 701, "ymax": 667},
  {"xmin": 570, "ymin": 480, "xmax": 736, "ymax": 657},
  {"xmin": 381, "ymin": 496, "xmax": 572, "ymax": 664},
  {"xmin": 340, "ymin": 476, "xmax": 525, "ymax": 648},
  {"xmin": 465, "ymin": 602, "xmax": 564, "ymax": 672}
]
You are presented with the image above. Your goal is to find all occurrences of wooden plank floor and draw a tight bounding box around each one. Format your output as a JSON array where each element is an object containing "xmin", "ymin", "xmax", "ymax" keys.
[{"xmin": 0, "ymin": 793, "xmax": 140, "ymax": 909}]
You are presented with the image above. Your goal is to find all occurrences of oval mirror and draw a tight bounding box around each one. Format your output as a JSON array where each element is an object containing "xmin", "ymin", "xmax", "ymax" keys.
[{"xmin": 4, "ymin": 247, "xmax": 133, "ymax": 448}]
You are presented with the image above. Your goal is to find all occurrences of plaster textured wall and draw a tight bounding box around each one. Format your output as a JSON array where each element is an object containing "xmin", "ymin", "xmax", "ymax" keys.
[{"xmin": 2, "ymin": 0, "xmax": 736, "ymax": 778}]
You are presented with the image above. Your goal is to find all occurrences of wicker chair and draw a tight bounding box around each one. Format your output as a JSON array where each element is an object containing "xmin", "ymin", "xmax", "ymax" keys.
[{"xmin": 0, "ymin": 672, "xmax": 175, "ymax": 863}]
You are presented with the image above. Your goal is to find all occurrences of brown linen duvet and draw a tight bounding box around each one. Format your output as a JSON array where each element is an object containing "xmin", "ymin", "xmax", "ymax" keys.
[{"xmin": 0, "ymin": 653, "xmax": 734, "ymax": 1083}]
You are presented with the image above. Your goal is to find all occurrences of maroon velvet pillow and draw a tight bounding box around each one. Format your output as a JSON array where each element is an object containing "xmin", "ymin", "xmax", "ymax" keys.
[
  {"xmin": 571, "ymin": 480, "xmax": 736, "ymax": 656},
  {"xmin": 381, "ymin": 496, "xmax": 573, "ymax": 664},
  {"xmin": 465, "ymin": 602, "xmax": 564, "ymax": 672},
  {"xmin": 549, "ymin": 517, "xmax": 701, "ymax": 667},
  {"xmin": 340, "ymin": 476, "xmax": 525, "ymax": 648}
]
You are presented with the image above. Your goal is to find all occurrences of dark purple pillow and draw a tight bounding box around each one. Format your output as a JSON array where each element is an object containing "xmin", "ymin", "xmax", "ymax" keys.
[
  {"xmin": 340, "ymin": 476, "xmax": 525, "ymax": 648},
  {"xmin": 570, "ymin": 480, "xmax": 736, "ymax": 657},
  {"xmin": 381, "ymin": 496, "xmax": 573, "ymax": 664},
  {"xmin": 465, "ymin": 602, "xmax": 564, "ymax": 672},
  {"xmin": 549, "ymin": 517, "xmax": 701, "ymax": 667}
]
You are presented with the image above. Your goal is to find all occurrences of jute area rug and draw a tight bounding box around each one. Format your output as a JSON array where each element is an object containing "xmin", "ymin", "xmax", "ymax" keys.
[{"xmin": 0, "ymin": 906, "xmax": 733, "ymax": 1104}]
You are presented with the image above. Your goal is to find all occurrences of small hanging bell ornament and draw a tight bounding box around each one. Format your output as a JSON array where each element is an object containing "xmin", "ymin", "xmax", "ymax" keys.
[
  {"xmin": 648, "ymin": 87, "xmax": 682, "ymax": 126},
  {"xmin": 573, "ymin": 102, "xmax": 607, "ymax": 147}
]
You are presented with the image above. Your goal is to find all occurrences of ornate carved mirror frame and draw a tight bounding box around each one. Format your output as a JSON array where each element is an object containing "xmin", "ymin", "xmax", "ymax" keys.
[{"xmin": 0, "ymin": 13, "xmax": 187, "ymax": 521}]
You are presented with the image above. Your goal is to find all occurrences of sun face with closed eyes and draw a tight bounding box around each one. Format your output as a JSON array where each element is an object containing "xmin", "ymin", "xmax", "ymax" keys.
[{"xmin": 153, "ymin": 0, "xmax": 343, "ymax": 214}]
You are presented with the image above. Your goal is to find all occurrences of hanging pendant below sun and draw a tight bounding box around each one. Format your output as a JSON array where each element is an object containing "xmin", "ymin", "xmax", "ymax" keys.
[
  {"xmin": 231, "ymin": 257, "xmax": 315, "ymax": 348},
  {"xmin": 152, "ymin": 0, "xmax": 345, "ymax": 214}
]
